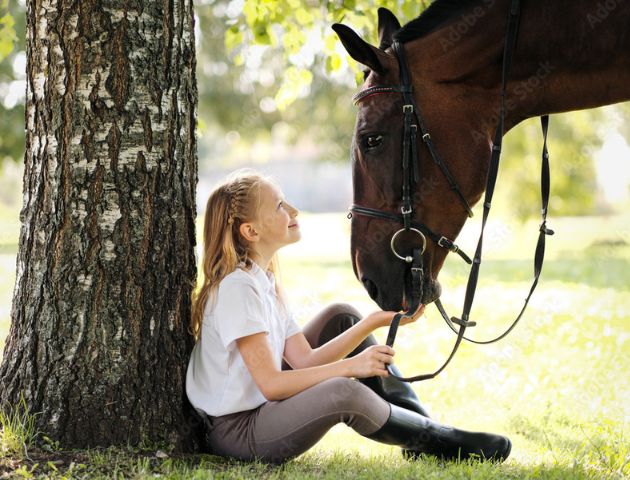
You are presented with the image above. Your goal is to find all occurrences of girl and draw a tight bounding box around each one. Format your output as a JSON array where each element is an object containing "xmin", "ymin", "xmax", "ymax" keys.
[{"xmin": 186, "ymin": 169, "xmax": 511, "ymax": 464}]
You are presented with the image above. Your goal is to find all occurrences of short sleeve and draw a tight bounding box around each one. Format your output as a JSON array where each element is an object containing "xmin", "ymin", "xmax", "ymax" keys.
[
  {"xmin": 285, "ymin": 309, "xmax": 302, "ymax": 339},
  {"xmin": 214, "ymin": 279, "xmax": 269, "ymax": 352}
]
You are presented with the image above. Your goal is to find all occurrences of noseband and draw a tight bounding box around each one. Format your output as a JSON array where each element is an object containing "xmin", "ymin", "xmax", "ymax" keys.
[{"xmin": 348, "ymin": 0, "xmax": 555, "ymax": 382}]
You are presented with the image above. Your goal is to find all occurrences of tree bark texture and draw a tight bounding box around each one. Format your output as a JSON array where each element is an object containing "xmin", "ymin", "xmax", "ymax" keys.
[{"xmin": 0, "ymin": 0, "xmax": 199, "ymax": 449}]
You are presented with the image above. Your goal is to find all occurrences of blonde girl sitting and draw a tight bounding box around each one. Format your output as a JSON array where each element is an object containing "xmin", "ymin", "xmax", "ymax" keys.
[{"xmin": 186, "ymin": 169, "xmax": 511, "ymax": 464}]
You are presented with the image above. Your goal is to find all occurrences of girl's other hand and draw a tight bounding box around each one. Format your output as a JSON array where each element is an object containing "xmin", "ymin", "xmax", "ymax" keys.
[
  {"xmin": 399, "ymin": 303, "xmax": 425, "ymax": 326},
  {"xmin": 345, "ymin": 345, "xmax": 394, "ymax": 378}
]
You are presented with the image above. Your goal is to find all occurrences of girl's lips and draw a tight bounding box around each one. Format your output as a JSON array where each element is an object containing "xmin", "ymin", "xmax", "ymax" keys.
[{"xmin": 288, "ymin": 223, "xmax": 299, "ymax": 228}]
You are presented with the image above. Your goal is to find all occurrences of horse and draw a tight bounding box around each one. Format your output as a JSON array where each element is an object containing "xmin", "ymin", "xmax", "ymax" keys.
[{"xmin": 333, "ymin": 0, "xmax": 630, "ymax": 316}]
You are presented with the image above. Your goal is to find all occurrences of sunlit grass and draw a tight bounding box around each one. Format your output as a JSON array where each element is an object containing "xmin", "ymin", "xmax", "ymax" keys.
[
  {"xmin": 0, "ymin": 396, "xmax": 38, "ymax": 461},
  {"xmin": 277, "ymin": 212, "xmax": 629, "ymax": 478},
  {"xmin": 0, "ymin": 210, "xmax": 628, "ymax": 478}
]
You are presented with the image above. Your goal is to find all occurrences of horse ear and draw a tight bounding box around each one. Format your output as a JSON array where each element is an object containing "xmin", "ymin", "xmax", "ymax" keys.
[
  {"xmin": 332, "ymin": 23, "xmax": 386, "ymax": 74},
  {"xmin": 377, "ymin": 7, "xmax": 401, "ymax": 50}
]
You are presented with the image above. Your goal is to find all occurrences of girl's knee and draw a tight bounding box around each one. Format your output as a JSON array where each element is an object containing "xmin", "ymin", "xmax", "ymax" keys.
[
  {"xmin": 317, "ymin": 377, "xmax": 371, "ymax": 410},
  {"xmin": 322, "ymin": 303, "xmax": 362, "ymax": 322}
]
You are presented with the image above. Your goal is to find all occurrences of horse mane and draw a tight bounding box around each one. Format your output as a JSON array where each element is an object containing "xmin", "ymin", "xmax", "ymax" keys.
[{"xmin": 393, "ymin": 0, "xmax": 486, "ymax": 43}]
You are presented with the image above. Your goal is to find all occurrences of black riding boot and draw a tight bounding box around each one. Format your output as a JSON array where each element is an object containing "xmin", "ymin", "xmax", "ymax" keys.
[
  {"xmin": 326, "ymin": 313, "xmax": 431, "ymax": 417},
  {"xmin": 364, "ymin": 403, "xmax": 512, "ymax": 462},
  {"xmin": 358, "ymin": 363, "xmax": 431, "ymax": 417}
]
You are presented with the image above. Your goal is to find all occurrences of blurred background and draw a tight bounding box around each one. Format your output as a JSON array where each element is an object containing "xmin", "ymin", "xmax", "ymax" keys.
[
  {"xmin": 1, "ymin": 1, "xmax": 629, "ymax": 218},
  {"xmin": 0, "ymin": 0, "xmax": 628, "ymax": 472}
]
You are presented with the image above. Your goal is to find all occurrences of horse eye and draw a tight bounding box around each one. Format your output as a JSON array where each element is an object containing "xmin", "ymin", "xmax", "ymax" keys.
[{"xmin": 366, "ymin": 135, "xmax": 383, "ymax": 149}]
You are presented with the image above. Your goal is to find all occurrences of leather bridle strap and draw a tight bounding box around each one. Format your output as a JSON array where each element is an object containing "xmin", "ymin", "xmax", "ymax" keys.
[
  {"xmin": 435, "ymin": 114, "xmax": 553, "ymax": 344},
  {"xmin": 434, "ymin": 0, "xmax": 552, "ymax": 350},
  {"xmin": 353, "ymin": 70, "xmax": 474, "ymax": 219},
  {"xmin": 348, "ymin": 205, "xmax": 473, "ymax": 264},
  {"xmin": 446, "ymin": 0, "xmax": 524, "ymax": 332},
  {"xmin": 382, "ymin": 0, "xmax": 538, "ymax": 383},
  {"xmin": 393, "ymin": 41, "xmax": 475, "ymax": 219}
]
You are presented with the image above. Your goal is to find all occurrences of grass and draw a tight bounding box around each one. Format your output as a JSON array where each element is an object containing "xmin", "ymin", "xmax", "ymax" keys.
[
  {"xmin": 0, "ymin": 208, "xmax": 629, "ymax": 478},
  {"xmin": 0, "ymin": 396, "xmax": 38, "ymax": 461}
]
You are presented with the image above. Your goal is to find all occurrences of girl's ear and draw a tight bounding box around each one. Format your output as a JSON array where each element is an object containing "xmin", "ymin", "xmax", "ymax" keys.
[{"xmin": 239, "ymin": 222, "xmax": 259, "ymax": 243}]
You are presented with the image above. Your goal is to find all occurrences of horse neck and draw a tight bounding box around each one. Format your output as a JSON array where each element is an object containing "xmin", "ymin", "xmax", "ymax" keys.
[{"xmin": 407, "ymin": 0, "xmax": 630, "ymax": 131}]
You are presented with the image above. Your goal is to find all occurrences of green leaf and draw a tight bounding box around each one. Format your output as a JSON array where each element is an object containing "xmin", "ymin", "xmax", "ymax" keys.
[
  {"xmin": 0, "ymin": 12, "xmax": 16, "ymax": 62},
  {"xmin": 282, "ymin": 25, "xmax": 306, "ymax": 55},
  {"xmin": 274, "ymin": 66, "xmax": 313, "ymax": 110},
  {"xmin": 294, "ymin": 8, "xmax": 312, "ymax": 26},
  {"xmin": 324, "ymin": 33, "xmax": 338, "ymax": 53},
  {"xmin": 325, "ymin": 53, "xmax": 341, "ymax": 73},
  {"xmin": 224, "ymin": 27, "xmax": 243, "ymax": 53},
  {"xmin": 252, "ymin": 21, "xmax": 271, "ymax": 45}
]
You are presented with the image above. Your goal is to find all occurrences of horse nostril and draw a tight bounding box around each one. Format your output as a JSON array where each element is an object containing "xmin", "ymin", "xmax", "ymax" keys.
[{"xmin": 362, "ymin": 277, "xmax": 378, "ymax": 301}]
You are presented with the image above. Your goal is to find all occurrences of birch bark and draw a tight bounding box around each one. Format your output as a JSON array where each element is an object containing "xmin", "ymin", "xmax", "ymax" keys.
[{"xmin": 0, "ymin": 0, "xmax": 199, "ymax": 448}]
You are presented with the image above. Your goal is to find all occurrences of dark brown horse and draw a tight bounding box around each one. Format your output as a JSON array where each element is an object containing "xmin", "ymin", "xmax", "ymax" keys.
[{"xmin": 333, "ymin": 0, "xmax": 630, "ymax": 311}]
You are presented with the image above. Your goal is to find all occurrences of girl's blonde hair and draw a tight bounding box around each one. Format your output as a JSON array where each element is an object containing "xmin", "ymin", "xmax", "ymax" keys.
[{"xmin": 190, "ymin": 169, "xmax": 287, "ymax": 339}]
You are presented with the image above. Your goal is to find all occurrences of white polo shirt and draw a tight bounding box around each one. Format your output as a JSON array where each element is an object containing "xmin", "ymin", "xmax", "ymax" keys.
[{"xmin": 186, "ymin": 261, "xmax": 302, "ymax": 417}]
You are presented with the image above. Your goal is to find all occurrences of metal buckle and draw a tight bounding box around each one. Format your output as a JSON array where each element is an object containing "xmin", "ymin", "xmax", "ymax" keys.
[
  {"xmin": 422, "ymin": 133, "xmax": 431, "ymax": 141},
  {"xmin": 403, "ymin": 104, "xmax": 413, "ymax": 113},
  {"xmin": 401, "ymin": 205, "xmax": 412, "ymax": 215},
  {"xmin": 437, "ymin": 236, "xmax": 457, "ymax": 252}
]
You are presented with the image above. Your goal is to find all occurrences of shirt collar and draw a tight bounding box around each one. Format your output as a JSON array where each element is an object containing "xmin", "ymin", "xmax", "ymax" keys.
[{"xmin": 240, "ymin": 260, "xmax": 276, "ymax": 295}]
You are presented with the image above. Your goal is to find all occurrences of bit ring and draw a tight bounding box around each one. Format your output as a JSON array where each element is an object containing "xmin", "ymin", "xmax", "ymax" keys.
[{"xmin": 390, "ymin": 228, "xmax": 427, "ymax": 262}]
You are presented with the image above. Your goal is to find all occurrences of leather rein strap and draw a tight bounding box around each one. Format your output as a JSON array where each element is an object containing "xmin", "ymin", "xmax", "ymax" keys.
[{"xmin": 350, "ymin": 0, "xmax": 554, "ymax": 382}]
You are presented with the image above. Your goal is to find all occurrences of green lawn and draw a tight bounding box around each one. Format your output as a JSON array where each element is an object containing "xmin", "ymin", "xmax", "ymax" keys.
[{"xmin": 0, "ymin": 209, "xmax": 628, "ymax": 479}]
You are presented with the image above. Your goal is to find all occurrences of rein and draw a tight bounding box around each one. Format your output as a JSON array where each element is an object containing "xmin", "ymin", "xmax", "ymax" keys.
[{"xmin": 349, "ymin": 0, "xmax": 555, "ymax": 382}]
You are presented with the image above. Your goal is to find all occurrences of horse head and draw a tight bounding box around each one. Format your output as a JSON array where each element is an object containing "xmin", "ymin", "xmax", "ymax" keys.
[{"xmin": 333, "ymin": 8, "xmax": 491, "ymax": 310}]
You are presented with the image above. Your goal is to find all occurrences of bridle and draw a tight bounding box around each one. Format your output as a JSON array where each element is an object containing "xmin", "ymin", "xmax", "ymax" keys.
[{"xmin": 347, "ymin": 0, "xmax": 554, "ymax": 382}]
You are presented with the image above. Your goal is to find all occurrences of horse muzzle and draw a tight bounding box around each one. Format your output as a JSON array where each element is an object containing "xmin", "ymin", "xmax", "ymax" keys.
[{"xmin": 362, "ymin": 274, "xmax": 441, "ymax": 311}]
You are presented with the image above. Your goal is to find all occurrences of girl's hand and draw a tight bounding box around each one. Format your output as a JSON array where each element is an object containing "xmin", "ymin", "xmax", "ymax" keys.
[
  {"xmin": 364, "ymin": 303, "xmax": 426, "ymax": 329},
  {"xmin": 345, "ymin": 345, "xmax": 395, "ymax": 378},
  {"xmin": 399, "ymin": 303, "xmax": 425, "ymax": 326}
]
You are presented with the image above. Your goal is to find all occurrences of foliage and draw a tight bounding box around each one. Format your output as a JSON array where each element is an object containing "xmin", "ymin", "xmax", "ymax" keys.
[
  {"xmin": 0, "ymin": 1, "xmax": 15, "ymax": 62},
  {"xmin": 196, "ymin": 1, "xmax": 625, "ymax": 217},
  {"xmin": 0, "ymin": 0, "xmax": 25, "ymax": 165},
  {"xmin": 0, "ymin": 0, "xmax": 627, "ymax": 216}
]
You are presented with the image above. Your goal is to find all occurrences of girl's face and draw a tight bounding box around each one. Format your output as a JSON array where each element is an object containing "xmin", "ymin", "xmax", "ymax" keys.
[{"xmin": 251, "ymin": 181, "xmax": 300, "ymax": 251}]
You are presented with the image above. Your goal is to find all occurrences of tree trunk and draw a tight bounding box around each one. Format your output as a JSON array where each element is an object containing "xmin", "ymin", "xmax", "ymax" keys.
[{"xmin": 0, "ymin": 0, "xmax": 200, "ymax": 449}]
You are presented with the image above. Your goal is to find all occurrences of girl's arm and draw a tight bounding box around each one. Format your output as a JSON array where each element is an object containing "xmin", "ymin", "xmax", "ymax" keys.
[
  {"xmin": 237, "ymin": 332, "xmax": 394, "ymax": 401},
  {"xmin": 283, "ymin": 306, "xmax": 425, "ymax": 369}
]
